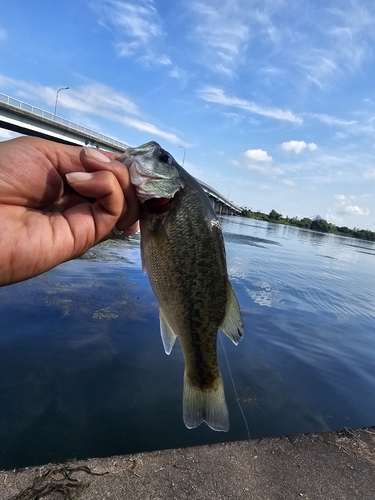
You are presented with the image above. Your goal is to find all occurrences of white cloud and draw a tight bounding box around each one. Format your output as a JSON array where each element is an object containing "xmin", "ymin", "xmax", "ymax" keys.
[
  {"xmin": 236, "ymin": 149, "xmax": 283, "ymax": 176},
  {"xmin": 333, "ymin": 194, "xmax": 369, "ymax": 217},
  {"xmin": 64, "ymin": 85, "xmax": 185, "ymax": 144},
  {"xmin": 63, "ymin": 83, "xmax": 140, "ymax": 117},
  {"xmin": 343, "ymin": 205, "xmax": 369, "ymax": 216},
  {"xmin": 119, "ymin": 116, "xmax": 183, "ymax": 144},
  {"xmin": 169, "ymin": 67, "xmax": 187, "ymax": 80},
  {"xmin": 302, "ymin": 54, "xmax": 339, "ymax": 89},
  {"xmin": 295, "ymin": 3, "xmax": 375, "ymax": 88},
  {"xmin": 310, "ymin": 113, "xmax": 357, "ymax": 127},
  {"xmin": 94, "ymin": 0, "xmax": 170, "ymax": 67},
  {"xmin": 326, "ymin": 214, "xmax": 342, "ymax": 224},
  {"xmin": 222, "ymin": 112, "xmax": 242, "ymax": 124},
  {"xmin": 0, "ymin": 75, "xmax": 141, "ymax": 117},
  {"xmin": 281, "ymin": 140, "xmax": 317, "ymax": 154},
  {"xmin": 188, "ymin": 1, "xmax": 375, "ymax": 91},
  {"xmin": 0, "ymin": 73, "xmax": 185, "ymax": 145},
  {"xmin": 243, "ymin": 149, "xmax": 272, "ymax": 162},
  {"xmin": 189, "ymin": 1, "xmax": 251, "ymax": 75},
  {"xmin": 236, "ymin": 2, "xmax": 375, "ymax": 92},
  {"xmin": 138, "ymin": 53, "xmax": 171, "ymax": 67},
  {"xmin": 334, "ymin": 194, "xmax": 346, "ymax": 201},
  {"xmin": 330, "ymin": 4, "xmax": 375, "ymax": 63},
  {"xmin": 198, "ymin": 87, "xmax": 302, "ymax": 123}
]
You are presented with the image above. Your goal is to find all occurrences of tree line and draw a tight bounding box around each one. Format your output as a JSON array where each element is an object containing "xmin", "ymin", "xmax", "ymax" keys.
[{"xmin": 241, "ymin": 208, "xmax": 375, "ymax": 241}]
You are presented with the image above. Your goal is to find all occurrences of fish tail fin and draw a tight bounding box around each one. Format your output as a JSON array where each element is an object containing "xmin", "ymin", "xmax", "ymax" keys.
[{"xmin": 183, "ymin": 372, "xmax": 229, "ymax": 432}]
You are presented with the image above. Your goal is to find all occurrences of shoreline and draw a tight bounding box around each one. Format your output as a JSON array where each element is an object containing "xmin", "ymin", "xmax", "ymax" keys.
[{"xmin": 2, "ymin": 426, "xmax": 374, "ymax": 499}]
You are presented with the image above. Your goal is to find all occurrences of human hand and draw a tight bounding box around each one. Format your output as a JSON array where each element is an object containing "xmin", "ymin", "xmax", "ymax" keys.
[{"xmin": 0, "ymin": 136, "xmax": 140, "ymax": 286}]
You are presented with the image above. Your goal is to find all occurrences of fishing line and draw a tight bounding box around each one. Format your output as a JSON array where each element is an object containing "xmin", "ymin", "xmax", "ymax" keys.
[{"xmin": 219, "ymin": 332, "xmax": 251, "ymax": 440}]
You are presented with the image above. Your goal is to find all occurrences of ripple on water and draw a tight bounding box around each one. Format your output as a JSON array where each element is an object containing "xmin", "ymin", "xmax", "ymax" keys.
[{"xmin": 1, "ymin": 217, "xmax": 375, "ymax": 468}]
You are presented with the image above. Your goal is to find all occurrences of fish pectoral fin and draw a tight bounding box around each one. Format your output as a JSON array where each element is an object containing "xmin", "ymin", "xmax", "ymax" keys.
[
  {"xmin": 183, "ymin": 372, "xmax": 229, "ymax": 432},
  {"xmin": 159, "ymin": 310, "xmax": 177, "ymax": 355},
  {"xmin": 220, "ymin": 284, "xmax": 244, "ymax": 345}
]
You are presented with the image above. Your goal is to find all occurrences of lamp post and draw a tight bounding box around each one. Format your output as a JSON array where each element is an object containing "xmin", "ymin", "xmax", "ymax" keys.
[
  {"xmin": 179, "ymin": 145, "xmax": 186, "ymax": 167},
  {"xmin": 54, "ymin": 87, "xmax": 69, "ymax": 115}
]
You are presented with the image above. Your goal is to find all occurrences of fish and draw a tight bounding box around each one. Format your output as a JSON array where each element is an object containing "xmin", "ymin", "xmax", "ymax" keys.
[{"xmin": 119, "ymin": 141, "xmax": 243, "ymax": 431}]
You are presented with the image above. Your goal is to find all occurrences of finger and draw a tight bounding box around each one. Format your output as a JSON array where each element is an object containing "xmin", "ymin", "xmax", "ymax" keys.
[
  {"xmin": 100, "ymin": 220, "xmax": 140, "ymax": 243},
  {"xmin": 123, "ymin": 221, "xmax": 139, "ymax": 236},
  {"xmin": 108, "ymin": 220, "xmax": 140, "ymax": 240},
  {"xmin": 65, "ymin": 170, "xmax": 124, "ymax": 250},
  {"xmin": 79, "ymin": 147, "xmax": 140, "ymax": 232},
  {"xmin": 30, "ymin": 138, "xmax": 118, "ymax": 177}
]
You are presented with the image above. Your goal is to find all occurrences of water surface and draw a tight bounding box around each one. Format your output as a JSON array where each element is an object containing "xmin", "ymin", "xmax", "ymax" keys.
[{"xmin": 1, "ymin": 218, "xmax": 375, "ymax": 469}]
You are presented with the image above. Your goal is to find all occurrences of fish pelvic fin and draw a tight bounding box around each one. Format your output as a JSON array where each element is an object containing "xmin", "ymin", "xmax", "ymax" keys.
[
  {"xmin": 220, "ymin": 284, "xmax": 244, "ymax": 346},
  {"xmin": 159, "ymin": 309, "xmax": 177, "ymax": 355},
  {"xmin": 183, "ymin": 372, "xmax": 229, "ymax": 432}
]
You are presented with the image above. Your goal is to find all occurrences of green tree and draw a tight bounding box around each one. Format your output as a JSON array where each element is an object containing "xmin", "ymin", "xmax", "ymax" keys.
[
  {"xmin": 337, "ymin": 226, "xmax": 351, "ymax": 234},
  {"xmin": 269, "ymin": 209, "xmax": 282, "ymax": 220},
  {"xmin": 310, "ymin": 219, "xmax": 330, "ymax": 232},
  {"xmin": 297, "ymin": 218, "xmax": 312, "ymax": 229}
]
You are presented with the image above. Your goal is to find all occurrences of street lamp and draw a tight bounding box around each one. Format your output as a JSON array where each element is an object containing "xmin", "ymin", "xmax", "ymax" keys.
[
  {"xmin": 54, "ymin": 87, "xmax": 69, "ymax": 115},
  {"xmin": 179, "ymin": 145, "xmax": 186, "ymax": 167}
]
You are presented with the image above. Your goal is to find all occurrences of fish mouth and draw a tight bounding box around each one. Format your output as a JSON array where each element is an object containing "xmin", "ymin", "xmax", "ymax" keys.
[
  {"xmin": 144, "ymin": 190, "xmax": 181, "ymax": 214},
  {"xmin": 144, "ymin": 197, "xmax": 173, "ymax": 214}
]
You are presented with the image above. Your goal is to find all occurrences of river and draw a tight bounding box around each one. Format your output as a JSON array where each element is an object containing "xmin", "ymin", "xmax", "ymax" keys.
[{"xmin": 1, "ymin": 216, "xmax": 374, "ymax": 469}]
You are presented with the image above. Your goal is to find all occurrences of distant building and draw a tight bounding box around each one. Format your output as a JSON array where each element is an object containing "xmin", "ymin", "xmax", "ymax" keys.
[{"xmin": 308, "ymin": 214, "xmax": 324, "ymax": 221}]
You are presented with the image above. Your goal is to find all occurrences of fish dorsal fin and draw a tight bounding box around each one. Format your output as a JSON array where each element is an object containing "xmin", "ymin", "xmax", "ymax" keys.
[
  {"xmin": 220, "ymin": 284, "xmax": 244, "ymax": 345},
  {"xmin": 159, "ymin": 309, "xmax": 177, "ymax": 355}
]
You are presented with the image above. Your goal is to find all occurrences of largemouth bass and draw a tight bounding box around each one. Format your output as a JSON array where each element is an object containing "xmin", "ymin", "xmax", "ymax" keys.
[{"xmin": 119, "ymin": 141, "xmax": 243, "ymax": 431}]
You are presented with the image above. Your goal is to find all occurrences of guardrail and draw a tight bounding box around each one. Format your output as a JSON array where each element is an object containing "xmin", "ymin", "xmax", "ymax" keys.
[
  {"xmin": 0, "ymin": 92, "xmax": 129, "ymax": 150},
  {"xmin": 199, "ymin": 179, "xmax": 242, "ymax": 212}
]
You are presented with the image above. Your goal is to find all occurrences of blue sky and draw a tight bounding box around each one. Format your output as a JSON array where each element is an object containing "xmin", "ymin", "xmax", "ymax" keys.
[{"xmin": 1, "ymin": 0, "xmax": 375, "ymax": 229}]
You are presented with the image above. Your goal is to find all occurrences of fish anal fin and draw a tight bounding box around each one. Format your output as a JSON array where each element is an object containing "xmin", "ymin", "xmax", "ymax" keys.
[
  {"xmin": 220, "ymin": 284, "xmax": 244, "ymax": 346},
  {"xmin": 159, "ymin": 310, "xmax": 177, "ymax": 355},
  {"xmin": 183, "ymin": 372, "xmax": 229, "ymax": 432}
]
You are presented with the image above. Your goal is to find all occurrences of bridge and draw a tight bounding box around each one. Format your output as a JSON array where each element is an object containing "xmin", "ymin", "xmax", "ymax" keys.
[
  {"xmin": 199, "ymin": 180, "xmax": 242, "ymax": 215},
  {"xmin": 0, "ymin": 92, "xmax": 128, "ymax": 153},
  {"xmin": 0, "ymin": 93, "xmax": 242, "ymax": 216}
]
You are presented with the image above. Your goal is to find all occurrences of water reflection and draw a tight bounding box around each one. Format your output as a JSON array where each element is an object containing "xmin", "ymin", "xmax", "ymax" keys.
[{"xmin": 1, "ymin": 219, "xmax": 375, "ymax": 469}]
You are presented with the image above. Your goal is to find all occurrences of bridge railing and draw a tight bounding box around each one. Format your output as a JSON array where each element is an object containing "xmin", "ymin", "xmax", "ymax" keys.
[
  {"xmin": 0, "ymin": 92, "xmax": 129, "ymax": 150},
  {"xmin": 198, "ymin": 179, "xmax": 242, "ymax": 212}
]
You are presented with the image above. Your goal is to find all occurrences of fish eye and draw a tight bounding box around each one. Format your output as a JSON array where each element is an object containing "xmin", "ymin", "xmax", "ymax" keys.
[{"xmin": 158, "ymin": 152, "xmax": 171, "ymax": 164}]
